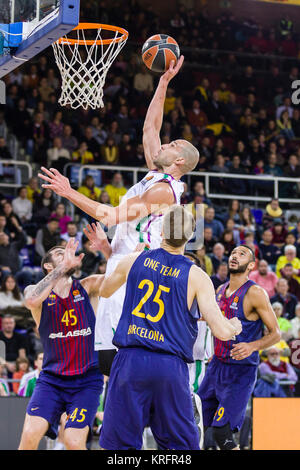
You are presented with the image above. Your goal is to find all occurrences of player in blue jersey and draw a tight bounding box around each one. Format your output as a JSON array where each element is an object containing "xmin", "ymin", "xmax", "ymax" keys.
[
  {"xmin": 197, "ymin": 244, "xmax": 281, "ymax": 450},
  {"xmin": 18, "ymin": 235, "xmax": 111, "ymax": 450},
  {"xmin": 97, "ymin": 205, "xmax": 242, "ymax": 450}
]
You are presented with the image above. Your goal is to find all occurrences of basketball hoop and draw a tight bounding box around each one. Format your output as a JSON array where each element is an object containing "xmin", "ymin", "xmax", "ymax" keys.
[{"xmin": 52, "ymin": 23, "xmax": 129, "ymax": 110}]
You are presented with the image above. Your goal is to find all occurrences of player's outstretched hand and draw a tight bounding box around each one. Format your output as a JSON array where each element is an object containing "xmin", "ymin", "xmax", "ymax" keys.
[
  {"xmin": 161, "ymin": 55, "xmax": 184, "ymax": 84},
  {"xmin": 38, "ymin": 167, "xmax": 71, "ymax": 198},
  {"xmin": 83, "ymin": 223, "xmax": 107, "ymax": 250},
  {"xmin": 134, "ymin": 242, "xmax": 150, "ymax": 252},
  {"xmin": 62, "ymin": 238, "xmax": 84, "ymax": 271},
  {"xmin": 230, "ymin": 342, "xmax": 255, "ymax": 361}
]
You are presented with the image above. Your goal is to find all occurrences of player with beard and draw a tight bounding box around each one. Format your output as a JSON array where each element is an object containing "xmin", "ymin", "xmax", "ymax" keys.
[
  {"xmin": 197, "ymin": 245, "xmax": 280, "ymax": 450},
  {"xmin": 18, "ymin": 236, "xmax": 111, "ymax": 450}
]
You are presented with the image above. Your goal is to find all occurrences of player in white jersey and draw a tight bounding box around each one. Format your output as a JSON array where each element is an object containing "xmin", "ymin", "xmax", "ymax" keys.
[{"xmin": 39, "ymin": 56, "xmax": 200, "ymax": 365}]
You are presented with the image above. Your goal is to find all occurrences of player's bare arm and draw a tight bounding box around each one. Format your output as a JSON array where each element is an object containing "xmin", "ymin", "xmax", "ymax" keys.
[
  {"xmin": 38, "ymin": 167, "xmax": 174, "ymax": 226},
  {"xmin": 143, "ymin": 56, "xmax": 184, "ymax": 170},
  {"xmin": 189, "ymin": 265, "xmax": 242, "ymax": 341},
  {"xmin": 24, "ymin": 239, "xmax": 84, "ymax": 326},
  {"xmin": 83, "ymin": 222, "xmax": 112, "ymax": 260},
  {"xmin": 230, "ymin": 284, "xmax": 281, "ymax": 361},
  {"xmin": 99, "ymin": 252, "xmax": 141, "ymax": 298}
]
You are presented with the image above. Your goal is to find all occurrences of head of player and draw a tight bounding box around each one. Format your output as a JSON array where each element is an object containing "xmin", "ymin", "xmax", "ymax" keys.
[
  {"xmin": 153, "ymin": 139, "xmax": 199, "ymax": 177},
  {"xmin": 41, "ymin": 245, "xmax": 78, "ymax": 277},
  {"xmin": 228, "ymin": 245, "xmax": 256, "ymax": 276},
  {"xmin": 161, "ymin": 204, "xmax": 196, "ymax": 252}
]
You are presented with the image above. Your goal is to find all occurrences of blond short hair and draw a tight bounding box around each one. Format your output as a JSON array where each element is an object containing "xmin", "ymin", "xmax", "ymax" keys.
[{"xmin": 163, "ymin": 205, "xmax": 196, "ymax": 248}]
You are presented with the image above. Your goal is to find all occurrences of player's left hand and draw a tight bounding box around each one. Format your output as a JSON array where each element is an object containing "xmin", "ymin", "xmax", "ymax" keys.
[
  {"xmin": 38, "ymin": 167, "xmax": 72, "ymax": 198},
  {"xmin": 230, "ymin": 342, "xmax": 255, "ymax": 361}
]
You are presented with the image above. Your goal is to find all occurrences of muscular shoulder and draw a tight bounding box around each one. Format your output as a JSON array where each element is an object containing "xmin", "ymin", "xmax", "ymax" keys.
[
  {"xmin": 142, "ymin": 181, "xmax": 175, "ymax": 206},
  {"xmin": 246, "ymin": 283, "xmax": 269, "ymax": 306}
]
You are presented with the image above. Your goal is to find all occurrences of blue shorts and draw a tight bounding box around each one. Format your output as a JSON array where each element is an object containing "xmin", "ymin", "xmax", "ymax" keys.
[
  {"xmin": 27, "ymin": 368, "xmax": 103, "ymax": 439},
  {"xmin": 99, "ymin": 347, "xmax": 199, "ymax": 450},
  {"xmin": 197, "ymin": 356, "xmax": 257, "ymax": 432}
]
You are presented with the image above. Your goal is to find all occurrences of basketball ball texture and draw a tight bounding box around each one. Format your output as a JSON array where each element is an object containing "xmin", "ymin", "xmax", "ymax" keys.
[{"xmin": 142, "ymin": 34, "xmax": 180, "ymax": 73}]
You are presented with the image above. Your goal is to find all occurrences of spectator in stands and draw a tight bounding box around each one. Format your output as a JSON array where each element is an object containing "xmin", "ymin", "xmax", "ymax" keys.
[
  {"xmin": 47, "ymin": 136, "xmax": 70, "ymax": 170},
  {"xmin": 264, "ymin": 153, "xmax": 283, "ymax": 177},
  {"xmin": 0, "ymin": 275, "xmax": 25, "ymax": 311},
  {"xmin": 204, "ymin": 206, "xmax": 224, "ymax": 239},
  {"xmin": 133, "ymin": 65, "xmax": 154, "ymax": 93},
  {"xmin": 195, "ymin": 245, "xmax": 213, "ymax": 276},
  {"xmin": 72, "ymin": 141, "xmax": 94, "ymax": 164},
  {"xmin": 100, "ymin": 137, "xmax": 120, "ymax": 165},
  {"xmin": 276, "ymin": 244, "xmax": 300, "ymax": 283},
  {"xmin": 28, "ymin": 112, "xmax": 49, "ymax": 164},
  {"xmin": 18, "ymin": 351, "xmax": 44, "ymax": 397},
  {"xmin": 105, "ymin": 172, "xmax": 127, "ymax": 207},
  {"xmin": 259, "ymin": 229, "xmax": 282, "ymax": 269},
  {"xmin": 271, "ymin": 279, "xmax": 298, "ymax": 320},
  {"xmin": 78, "ymin": 175, "xmax": 101, "ymax": 201},
  {"xmin": 49, "ymin": 203, "xmax": 72, "ymax": 235},
  {"xmin": 239, "ymin": 206, "xmax": 256, "ymax": 236},
  {"xmin": 61, "ymin": 124, "xmax": 78, "ymax": 154},
  {"xmin": 48, "ymin": 111, "xmax": 64, "ymax": 140},
  {"xmin": 90, "ymin": 116, "xmax": 107, "ymax": 146},
  {"xmin": 263, "ymin": 198, "xmax": 285, "ymax": 229},
  {"xmin": 12, "ymin": 357, "xmax": 30, "ymax": 395},
  {"xmin": 34, "ymin": 218, "xmax": 61, "ymax": 260},
  {"xmin": 276, "ymin": 96, "xmax": 293, "ymax": 120},
  {"xmin": 60, "ymin": 222, "xmax": 83, "ymax": 250},
  {"xmin": 249, "ymin": 259, "xmax": 278, "ymax": 298},
  {"xmin": 209, "ymin": 242, "xmax": 228, "ymax": 272},
  {"xmin": 220, "ymin": 229, "xmax": 236, "ymax": 257},
  {"xmin": 0, "ymin": 230, "xmax": 28, "ymax": 281},
  {"xmin": 38, "ymin": 77, "xmax": 54, "ymax": 102},
  {"xmin": 211, "ymin": 262, "xmax": 229, "ymax": 290},
  {"xmin": 32, "ymin": 188, "xmax": 56, "ymax": 226},
  {"xmin": 271, "ymin": 221, "xmax": 288, "ymax": 249},
  {"xmin": 290, "ymin": 304, "xmax": 300, "ymax": 339},
  {"xmin": 258, "ymin": 346, "xmax": 297, "ymax": 397},
  {"xmin": 26, "ymin": 177, "xmax": 41, "ymax": 205},
  {"xmin": 186, "ymin": 99, "xmax": 208, "ymax": 134},
  {"xmin": 27, "ymin": 325, "xmax": 43, "ymax": 368},
  {"xmin": 0, "ymin": 137, "xmax": 12, "ymax": 159},
  {"xmin": 277, "ymin": 110, "xmax": 295, "ymax": 140},
  {"xmin": 12, "ymin": 187, "xmax": 32, "ymax": 224},
  {"xmin": 0, "ymin": 214, "xmax": 12, "ymax": 238},
  {"xmin": 0, "ymin": 314, "xmax": 27, "ymax": 376},
  {"xmin": 0, "ymin": 356, "xmax": 9, "ymax": 396},
  {"xmin": 279, "ymin": 263, "xmax": 300, "ymax": 300},
  {"xmin": 1, "ymin": 202, "xmax": 23, "ymax": 240}
]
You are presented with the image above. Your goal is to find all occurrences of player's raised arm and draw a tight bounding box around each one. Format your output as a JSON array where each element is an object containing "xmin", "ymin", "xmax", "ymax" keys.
[
  {"xmin": 39, "ymin": 167, "xmax": 174, "ymax": 227},
  {"xmin": 99, "ymin": 252, "xmax": 141, "ymax": 298},
  {"xmin": 143, "ymin": 56, "xmax": 184, "ymax": 170},
  {"xmin": 230, "ymin": 285, "xmax": 281, "ymax": 361},
  {"xmin": 24, "ymin": 239, "xmax": 84, "ymax": 323},
  {"xmin": 190, "ymin": 265, "xmax": 242, "ymax": 341}
]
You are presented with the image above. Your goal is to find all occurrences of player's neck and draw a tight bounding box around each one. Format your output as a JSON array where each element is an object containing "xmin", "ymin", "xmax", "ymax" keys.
[
  {"xmin": 227, "ymin": 273, "xmax": 249, "ymax": 295},
  {"xmin": 52, "ymin": 276, "xmax": 73, "ymax": 297},
  {"xmin": 159, "ymin": 166, "xmax": 182, "ymax": 181},
  {"xmin": 160, "ymin": 241, "xmax": 185, "ymax": 255}
]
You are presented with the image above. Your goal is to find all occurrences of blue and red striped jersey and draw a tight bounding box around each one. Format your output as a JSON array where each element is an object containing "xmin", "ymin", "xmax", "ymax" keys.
[
  {"xmin": 39, "ymin": 279, "xmax": 98, "ymax": 376},
  {"xmin": 214, "ymin": 279, "xmax": 263, "ymax": 366}
]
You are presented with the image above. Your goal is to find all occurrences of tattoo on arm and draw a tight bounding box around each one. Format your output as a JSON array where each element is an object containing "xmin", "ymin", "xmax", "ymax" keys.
[{"xmin": 26, "ymin": 265, "xmax": 67, "ymax": 300}]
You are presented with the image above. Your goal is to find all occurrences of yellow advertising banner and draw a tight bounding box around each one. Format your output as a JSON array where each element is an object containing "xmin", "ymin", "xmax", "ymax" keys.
[{"xmin": 255, "ymin": 0, "xmax": 300, "ymax": 4}]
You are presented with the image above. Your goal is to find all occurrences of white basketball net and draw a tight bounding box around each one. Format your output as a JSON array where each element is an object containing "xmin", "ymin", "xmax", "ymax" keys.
[{"xmin": 52, "ymin": 26, "xmax": 128, "ymax": 110}]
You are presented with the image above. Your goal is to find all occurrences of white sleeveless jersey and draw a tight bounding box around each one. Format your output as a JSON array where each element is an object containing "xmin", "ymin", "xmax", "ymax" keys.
[
  {"xmin": 110, "ymin": 170, "xmax": 184, "ymax": 256},
  {"xmin": 95, "ymin": 170, "xmax": 184, "ymax": 351}
]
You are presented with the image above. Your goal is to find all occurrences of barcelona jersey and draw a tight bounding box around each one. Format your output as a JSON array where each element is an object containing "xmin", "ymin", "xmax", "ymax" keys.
[
  {"xmin": 215, "ymin": 279, "xmax": 263, "ymax": 365},
  {"xmin": 113, "ymin": 248, "xmax": 200, "ymax": 363},
  {"xmin": 39, "ymin": 279, "xmax": 98, "ymax": 376}
]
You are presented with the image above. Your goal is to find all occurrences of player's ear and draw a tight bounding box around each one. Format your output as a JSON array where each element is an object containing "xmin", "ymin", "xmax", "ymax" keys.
[
  {"xmin": 44, "ymin": 262, "xmax": 53, "ymax": 273},
  {"xmin": 248, "ymin": 261, "xmax": 256, "ymax": 272},
  {"xmin": 175, "ymin": 157, "xmax": 185, "ymax": 166}
]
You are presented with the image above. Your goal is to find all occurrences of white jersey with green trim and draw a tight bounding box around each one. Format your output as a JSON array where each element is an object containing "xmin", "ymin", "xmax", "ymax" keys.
[
  {"xmin": 110, "ymin": 170, "xmax": 184, "ymax": 256},
  {"xmin": 94, "ymin": 170, "xmax": 184, "ymax": 351}
]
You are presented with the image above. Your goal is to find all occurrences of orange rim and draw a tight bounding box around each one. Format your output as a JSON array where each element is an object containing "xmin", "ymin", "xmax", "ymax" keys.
[{"xmin": 58, "ymin": 23, "xmax": 129, "ymax": 46}]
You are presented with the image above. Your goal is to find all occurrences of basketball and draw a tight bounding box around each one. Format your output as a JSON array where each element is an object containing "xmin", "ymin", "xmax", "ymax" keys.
[{"xmin": 142, "ymin": 34, "xmax": 180, "ymax": 73}]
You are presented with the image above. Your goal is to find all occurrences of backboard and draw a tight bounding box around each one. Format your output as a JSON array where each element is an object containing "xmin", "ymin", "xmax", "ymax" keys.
[{"xmin": 0, "ymin": 0, "xmax": 80, "ymax": 78}]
